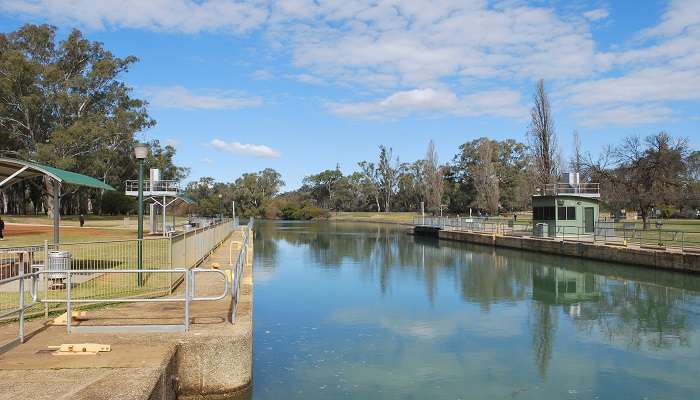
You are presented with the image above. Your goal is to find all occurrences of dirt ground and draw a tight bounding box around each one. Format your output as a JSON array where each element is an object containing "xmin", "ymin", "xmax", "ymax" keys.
[{"xmin": 1, "ymin": 223, "xmax": 136, "ymax": 246}]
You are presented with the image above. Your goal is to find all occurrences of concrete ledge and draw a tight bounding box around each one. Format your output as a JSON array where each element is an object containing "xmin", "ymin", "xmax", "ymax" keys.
[
  {"xmin": 428, "ymin": 228, "xmax": 700, "ymax": 273},
  {"xmin": 176, "ymin": 230, "xmax": 254, "ymax": 399}
]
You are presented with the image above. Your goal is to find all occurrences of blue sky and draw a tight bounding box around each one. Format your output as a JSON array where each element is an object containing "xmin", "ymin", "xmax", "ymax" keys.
[{"xmin": 1, "ymin": 0, "xmax": 698, "ymax": 189}]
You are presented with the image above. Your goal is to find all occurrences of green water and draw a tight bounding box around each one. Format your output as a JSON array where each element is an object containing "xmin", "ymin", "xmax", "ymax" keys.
[{"xmin": 245, "ymin": 221, "xmax": 700, "ymax": 399}]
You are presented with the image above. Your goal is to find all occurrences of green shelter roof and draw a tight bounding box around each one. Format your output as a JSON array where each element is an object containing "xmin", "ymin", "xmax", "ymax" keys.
[
  {"xmin": 0, "ymin": 157, "xmax": 115, "ymax": 191},
  {"xmin": 177, "ymin": 195, "xmax": 195, "ymax": 205}
]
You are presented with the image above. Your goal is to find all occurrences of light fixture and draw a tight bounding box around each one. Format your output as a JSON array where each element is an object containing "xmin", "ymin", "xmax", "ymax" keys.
[{"xmin": 133, "ymin": 142, "xmax": 149, "ymax": 160}]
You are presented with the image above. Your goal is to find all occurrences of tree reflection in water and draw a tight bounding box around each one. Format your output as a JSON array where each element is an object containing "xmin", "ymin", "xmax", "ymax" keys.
[{"xmin": 255, "ymin": 220, "xmax": 700, "ymax": 380}]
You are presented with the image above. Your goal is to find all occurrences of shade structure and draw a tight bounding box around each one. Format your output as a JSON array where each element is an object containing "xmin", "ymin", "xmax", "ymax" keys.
[
  {"xmin": 0, "ymin": 157, "xmax": 116, "ymax": 243},
  {"xmin": 0, "ymin": 158, "xmax": 115, "ymax": 191}
]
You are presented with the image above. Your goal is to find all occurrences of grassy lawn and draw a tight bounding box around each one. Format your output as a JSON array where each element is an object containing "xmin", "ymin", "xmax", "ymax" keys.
[
  {"xmin": 329, "ymin": 212, "xmax": 419, "ymax": 224},
  {"xmin": 1, "ymin": 224, "xmax": 137, "ymax": 247},
  {"xmin": 2, "ymin": 214, "xmax": 189, "ymax": 228},
  {"xmin": 0, "ymin": 214, "xmax": 189, "ymax": 247}
]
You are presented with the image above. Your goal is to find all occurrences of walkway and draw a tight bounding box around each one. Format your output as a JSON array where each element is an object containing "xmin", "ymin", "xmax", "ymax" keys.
[{"xmin": 0, "ymin": 228, "xmax": 253, "ymax": 400}]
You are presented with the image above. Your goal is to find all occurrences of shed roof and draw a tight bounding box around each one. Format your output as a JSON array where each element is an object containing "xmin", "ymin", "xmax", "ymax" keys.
[{"xmin": 0, "ymin": 158, "xmax": 115, "ymax": 191}]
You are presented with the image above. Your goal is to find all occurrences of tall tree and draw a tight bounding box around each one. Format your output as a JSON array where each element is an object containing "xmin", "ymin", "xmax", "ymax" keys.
[
  {"xmin": 473, "ymin": 138, "xmax": 500, "ymax": 214},
  {"xmin": 528, "ymin": 79, "xmax": 558, "ymax": 185},
  {"xmin": 377, "ymin": 145, "xmax": 400, "ymax": 213},
  {"xmin": 302, "ymin": 167, "xmax": 343, "ymax": 210},
  {"xmin": 146, "ymin": 140, "xmax": 190, "ymax": 181},
  {"xmin": 358, "ymin": 161, "xmax": 381, "ymax": 212},
  {"xmin": 569, "ymin": 130, "xmax": 583, "ymax": 176},
  {"xmin": 422, "ymin": 140, "xmax": 444, "ymax": 213}
]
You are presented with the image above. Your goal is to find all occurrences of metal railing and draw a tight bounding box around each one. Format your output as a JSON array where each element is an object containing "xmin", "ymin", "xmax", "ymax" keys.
[
  {"xmin": 230, "ymin": 219, "xmax": 253, "ymax": 323},
  {"xmin": 534, "ymin": 183, "xmax": 600, "ymax": 197},
  {"xmin": 414, "ymin": 216, "xmax": 700, "ymax": 252},
  {"xmin": 40, "ymin": 268, "xmax": 228, "ymax": 333},
  {"xmin": 0, "ymin": 261, "xmax": 38, "ymax": 352},
  {"xmin": 0, "ymin": 219, "xmax": 238, "ymax": 349},
  {"xmin": 125, "ymin": 179, "xmax": 181, "ymax": 193}
]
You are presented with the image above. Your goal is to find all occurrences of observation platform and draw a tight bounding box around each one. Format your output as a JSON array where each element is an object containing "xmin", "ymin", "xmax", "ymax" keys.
[
  {"xmin": 533, "ymin": 183, "xmax": 601, "ymax": 198},
  {"xmin": 124, "ymin": 179, "xmax": 182, "ymax": 198}
]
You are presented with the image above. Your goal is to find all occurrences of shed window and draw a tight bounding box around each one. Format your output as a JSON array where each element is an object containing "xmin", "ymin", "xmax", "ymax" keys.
[
  {"xmin": 557, "ymin": 206, "xmax": 577, "ymax": 220},
  {"xmin": 534, "ymin": 206, "xmax": 555, "ymax": 221}
]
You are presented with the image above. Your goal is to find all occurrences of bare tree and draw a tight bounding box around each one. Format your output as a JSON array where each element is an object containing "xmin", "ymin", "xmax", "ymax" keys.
[
  {"xmin": 422, "ymin": 140, "xmax": 444, "ymax": 213},
  {"xmin": 587, "ymin": 132, "xmax": 689, "ymax": 229},
  {"xmin": 528, "ymin": 79, "xmax": 558, "ymax": 185},
  {"xmin": 569, "ymin": 130, "xmax": 583, "ymax": 174},
  {"xmin": 473, "ymin": 139, "xmax": 500, "ymax": 214}
]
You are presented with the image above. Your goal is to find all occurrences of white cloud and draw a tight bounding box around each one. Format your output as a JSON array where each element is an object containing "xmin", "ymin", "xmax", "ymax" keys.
[
  {"xmin": 563, "ymin": 66, "xmax": 700, "ymax": 107},
  {"xmin": 275, "ymin": 1, "xmax": 604, "ymax": 88},
  {"xmin": 0, "ymin": 0, "xmax": 268, "ymax": 33},
  {"xmin": 640, "ymin": 0, "xmax": 700, "ymax": 38},
  {"xmin": 575, "ymin": 105, "xmax": 674, "ymax": 127},
  {"xmin": 4, "ymin": 0, "xmax": 700, "ymax": 126},
  {"xmin": 327, "ymin": 88, "xmax": 527, "ymax": 119},
  {"xmin": 210, "ymin": 138, "xmax": 281, "ymax": 158},
  {"xmin": 583, "ymin": 8, "xmax": 609, "ymax": 21},
  {"xmin": 560, "ymin": 1, "xmax": 700, "ymax": 125},
  {"xmin": 144, "ymin": 86, "xmax": 262, "ymax": 110}
]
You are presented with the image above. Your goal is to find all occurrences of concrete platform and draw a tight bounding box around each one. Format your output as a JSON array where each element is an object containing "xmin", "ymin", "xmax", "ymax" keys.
[{"xmin": 0, "ymin": 228, "xmax": 254, "ymax": 400}]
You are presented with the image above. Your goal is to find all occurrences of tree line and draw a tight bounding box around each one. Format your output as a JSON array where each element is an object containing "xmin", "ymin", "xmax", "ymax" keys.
[{"xmin": 193, "ymin": 79, "xmax": 698, "ymax": 225}]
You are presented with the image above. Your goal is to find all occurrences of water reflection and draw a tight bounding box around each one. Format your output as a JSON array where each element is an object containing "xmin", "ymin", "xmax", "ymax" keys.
[{"xmin": 249, "ymin": 221, "xmax": 700, "ymax": 399}]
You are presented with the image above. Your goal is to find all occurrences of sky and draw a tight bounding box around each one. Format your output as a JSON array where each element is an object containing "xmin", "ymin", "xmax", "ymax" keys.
[{"xmin": 1, "ymin": 0, "xmax": 699, "ymax": 189}]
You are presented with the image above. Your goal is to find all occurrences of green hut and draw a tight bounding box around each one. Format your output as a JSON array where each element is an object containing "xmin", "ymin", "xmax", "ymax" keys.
[{"xmin": 532, "ymin": 173, "xmax": 600, "ymax": 237}]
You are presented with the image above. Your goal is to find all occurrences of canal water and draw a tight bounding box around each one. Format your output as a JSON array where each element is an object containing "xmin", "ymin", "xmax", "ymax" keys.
[{"xmin": 246, "ymin": 221, "xmax": 700, "ymax": 399}]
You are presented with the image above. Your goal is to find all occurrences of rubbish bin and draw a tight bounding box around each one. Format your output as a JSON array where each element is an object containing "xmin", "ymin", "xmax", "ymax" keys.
[
  {"xmin": 47, "ymin": 251, "xmax": 71, "ymax": 280},
  {"xmin": 534, "ymin": 223, "xmax": 547, "ymax": 238}
]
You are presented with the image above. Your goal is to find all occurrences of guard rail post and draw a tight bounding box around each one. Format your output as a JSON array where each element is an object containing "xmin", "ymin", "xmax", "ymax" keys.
[
  {"xmin": 17, "ymin": 259, "xmax": 24, "ymax": 343},
  {"xmin": 66, "ymin": 270, "xmax": 72, "ymax": 334}
]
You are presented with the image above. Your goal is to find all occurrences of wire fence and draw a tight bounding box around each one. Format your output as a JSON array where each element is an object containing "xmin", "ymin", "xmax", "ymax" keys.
[
  {"xmin": 0, "ymin": 218, "xmax": 238, "ymax": 348},
  {"xmin": 414, "ymin": 216, "xmax": 700, "ymax": 252}
]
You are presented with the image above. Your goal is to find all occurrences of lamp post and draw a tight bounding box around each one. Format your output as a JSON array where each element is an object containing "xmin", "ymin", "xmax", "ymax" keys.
[
  {"xmin": 218, "ymin": 193, "xmax": 223, "ymax": 221},
  {"xmin": 134, "ymin": 142, "xmax": 149, "ymax": 286}
]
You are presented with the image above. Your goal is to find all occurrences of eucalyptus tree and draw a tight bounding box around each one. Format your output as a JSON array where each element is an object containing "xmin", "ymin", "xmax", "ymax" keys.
[
  {"xmin": 302, "ymin": 167, "xmax": 343, "ymax": 210},
  {"xmin": 377, "ymin": 145, "xmax": 401, "ymax": 212},
  {"xmin": 358, "ymin": 161, "xmax": 381, "ymax": 212},
  {"xmin": 0, "ymin": 24, "xmax": 154, "ymax": 216}
]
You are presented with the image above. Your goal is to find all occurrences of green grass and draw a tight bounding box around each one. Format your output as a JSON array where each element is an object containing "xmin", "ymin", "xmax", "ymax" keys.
[
  {"xmin": 0, "ymin": 226, "xmax": 137, "ymax": 248},
  {"xmin": 329, "ymin": 212, "xmax": 419, "ymax": 224},
  {"xmin": 2, "ymin": 214, "xmax": 188, "ymax": 228}
]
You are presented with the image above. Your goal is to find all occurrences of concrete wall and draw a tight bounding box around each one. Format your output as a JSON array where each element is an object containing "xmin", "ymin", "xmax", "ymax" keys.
[
  {"xmin": 431, "ymin": 229, "xmax": 700, "ymax": 273},
  {"xmin": 176, "ymin": 229, "xmax": 254, "ymax": 400}
]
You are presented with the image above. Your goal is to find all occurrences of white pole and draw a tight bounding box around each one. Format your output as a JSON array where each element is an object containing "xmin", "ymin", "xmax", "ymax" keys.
[
  {"xmin": 232, "ymin": 201, "xmax": 236, "ymax": 219},
  {"xmin": 163, "ymin": 196, "xmax": 167, "ymax": 237},
  {"xmin": 420, "ymin": 201, "xmax": 425, "ymax": 225}
]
